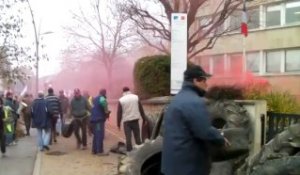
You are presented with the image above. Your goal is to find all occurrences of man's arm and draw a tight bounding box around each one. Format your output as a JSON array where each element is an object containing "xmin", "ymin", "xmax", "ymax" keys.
[
  {"xmin": 138, "ymin": 100, "xmax": 146, "ymax": 121},
  {"xmin": 184, "ymin": 101, "xmax": 225, "ymax": 146},
  {"xmin": 85, "ymin": 98, "xmax": 92, "ymax": 111},
  {"xmin": 99, "ymin": 96, "xmax": 108, "ymax": 113},
  {"xmin": 117, "ymin": 102, "xmax": 122, "ymax": 129}
]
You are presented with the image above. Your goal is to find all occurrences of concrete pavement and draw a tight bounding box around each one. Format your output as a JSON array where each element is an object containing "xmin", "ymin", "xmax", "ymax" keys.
[
  {"xmin": 0, "ymin": 115, "xmax": 127, "ymax": 175},
  {"xmin": 0, "ymin": 132, "xmax": 37, "ymax": 175},
  {"xmin": 34, "ymin": 124, "xmax": 125, "ymax": 175}
]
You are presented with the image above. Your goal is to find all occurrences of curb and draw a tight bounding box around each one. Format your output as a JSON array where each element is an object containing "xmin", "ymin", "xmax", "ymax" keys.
[{"xmin": 32, "ymin": 151, "xmax": 42, "ymax": 175}]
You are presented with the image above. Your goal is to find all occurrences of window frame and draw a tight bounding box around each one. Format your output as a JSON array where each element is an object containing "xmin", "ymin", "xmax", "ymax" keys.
[
  {"xmin": 265, "ymin": 50, "xmax": 283, "ymax": 73},
  {"xmin": 246, "ymin": 52, "xmax": 260, "ymax": 73},
  {"xmin": 265, "ymin": 4, "xmax": 282, "ymax": 27},
  {"xmin": 285, "ymin": 1, "xmax": 300, "ymax": 25},
  {"xmin": 285, "ymin": 49, "xmax": 300, "ymax": 72}
]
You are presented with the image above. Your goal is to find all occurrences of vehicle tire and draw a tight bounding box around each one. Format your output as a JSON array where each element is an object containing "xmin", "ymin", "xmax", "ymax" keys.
[
  {"xmin": 207, "ymin": 101, "xmax": 251, "ymax": 162},
  {"xmin": 250, "ymin": 156, "xmax": 300, "ymax": 175},
  {"xmin": 212, "ymin": 128, "xmax": 249, "ymax": 162},
  {"xmin": 118, "ymin": 136, "xmax": 163, "ymax": 175},
  {"xmin": 208, "ymin": 100, "xmax": 250, "ymax": 129},
  {"xmin": 141, "ymin": 114, "xmax": 158, "ymax": 141}
]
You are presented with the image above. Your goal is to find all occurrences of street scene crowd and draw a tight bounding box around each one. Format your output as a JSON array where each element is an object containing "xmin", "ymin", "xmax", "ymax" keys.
[
  {"xmin": 0, "ymin": 65, "xmax": 232, "ymax": 175},
  {"xmin": 0, "ymin": 86, "xmax": 147, "ymax": 158}
]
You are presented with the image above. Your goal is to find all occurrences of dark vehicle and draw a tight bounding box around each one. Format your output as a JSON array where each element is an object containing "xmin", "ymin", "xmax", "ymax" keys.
[{"xmin": 118, "ymin": 99, "xmax": 300, "ymax": 175}]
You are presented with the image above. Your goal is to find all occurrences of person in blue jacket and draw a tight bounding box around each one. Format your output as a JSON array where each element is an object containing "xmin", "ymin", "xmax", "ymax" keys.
[
  {"xmin": 161, "ymin": 65, "xmax": 229, "ymax": 175},
  {"xmin": 90, "ymin": 89, "xmax": 110, "ymax": 156},
  {"xmin": 31, "ymin": 92, "xmax": 51, "ymax": 151}
]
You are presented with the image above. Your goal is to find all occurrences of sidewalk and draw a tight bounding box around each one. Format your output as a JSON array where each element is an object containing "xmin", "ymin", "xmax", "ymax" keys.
[
  {"xmin": 35, "ymin": 126, "xmax": 125, "ymax": 175},
  {"xmin": 0, "ymin": 133, "xmax": 37, "ymax": 175}
]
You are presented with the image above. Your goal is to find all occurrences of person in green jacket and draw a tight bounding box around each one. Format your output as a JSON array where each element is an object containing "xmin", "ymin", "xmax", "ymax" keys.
[{"xmin": 70, "ymin": 88, "xmax": 91, "ymax": 150}]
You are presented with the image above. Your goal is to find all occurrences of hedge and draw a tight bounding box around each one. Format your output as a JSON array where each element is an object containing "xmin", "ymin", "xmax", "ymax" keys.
[{"xmin": 134, "ymin": 55, "xmax": 170, "ymax": 99}]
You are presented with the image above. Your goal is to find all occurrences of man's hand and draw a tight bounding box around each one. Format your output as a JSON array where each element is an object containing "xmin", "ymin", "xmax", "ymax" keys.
[{"xmin": 142, "ymin": 120, "xmax": 147, "ymax": 126}]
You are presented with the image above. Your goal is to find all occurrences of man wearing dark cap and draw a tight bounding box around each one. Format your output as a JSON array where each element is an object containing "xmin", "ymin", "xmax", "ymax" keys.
[
  {"xmin": 161, "ymin": 65, "xmax": 227, "ymax": 175},
  {"xmin": 117, "ymin": 87, "xmax": 146, "ymax": 152}
]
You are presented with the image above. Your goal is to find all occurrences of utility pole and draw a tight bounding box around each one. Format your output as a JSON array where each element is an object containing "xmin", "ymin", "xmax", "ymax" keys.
[
  {"xmin": 26, "ymin": 0, "xmax": 53, "ymax": 96},
  {"xmin": 26, "ymin": 0, "xmax": 39, "ymax": 96}
]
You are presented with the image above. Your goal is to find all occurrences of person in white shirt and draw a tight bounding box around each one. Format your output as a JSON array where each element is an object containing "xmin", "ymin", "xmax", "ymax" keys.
[{"xmin": 117, "ymin": 87, "xmax": 146, "ymax": 152}]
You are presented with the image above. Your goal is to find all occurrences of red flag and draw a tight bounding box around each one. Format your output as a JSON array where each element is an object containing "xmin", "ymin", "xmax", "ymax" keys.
[{"xmin": 241, "ymin": 2, "xmax": 248, "ymax": 37}]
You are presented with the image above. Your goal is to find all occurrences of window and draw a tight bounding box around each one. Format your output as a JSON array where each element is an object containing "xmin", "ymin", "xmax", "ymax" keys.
[
  {"xmin": 246, "ymin": 52, "xmax": 260, "ymax": 73},
  {"xmin": 229, "ymin": 54, "xmax": 243, "ymax": 73},
  {"xmin": 266, "ymin": 5, "xmax": 281, "ymax": 27},
  {"xmin": 286, "ymin": 2, "xmax": 300, "ymax": 24},
  {"xmin": 266, "ymin": 51, "xmax": 282, "ymax": 73},
  {"xmin": 212, "ymin": 55, "xmax": 225, "ymax": 75},
  {"xmin": 199, "ymin": 16, "xmax": 213, "ymax": 37},
  {"xmin": 199, "ymin": 56, "xmax": 210, "ymax": 73},
  {"xmin": 248, "ymin": 8, "xmax": 260, "ymax": 29},
  {"xmin": 229, "ymin": 10, "xmax": 242, "ymax": 31},
  {"xmin": 285, "ymin": 49, "xmax": 300, "ymax": 72}
]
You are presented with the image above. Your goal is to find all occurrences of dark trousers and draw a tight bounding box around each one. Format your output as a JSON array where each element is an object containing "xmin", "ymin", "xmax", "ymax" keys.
[
  {"xmin": 24, "ymin": 113, "xmax": 31, "ymax": 135},
  {"xmin": 74, "ymin": 117, "xmax": 87, "ymax": 147},
  {"xmin": 12, "ymin": 119, "xmax": 17, "ymax": 140},
  {"xmin": 50, "ymin": 116, "xmax": 58, "ymax": 144},
  {"xmin": 0, "ymin": 130, "xmax": 6, "ymax": 154},
  {"xmin": 123, "ymin": 119, "xmax": 142, "ymax": 151},
  {"xmin": 91, "ymin": 121, "xmax": 105, "ymax": 154}
]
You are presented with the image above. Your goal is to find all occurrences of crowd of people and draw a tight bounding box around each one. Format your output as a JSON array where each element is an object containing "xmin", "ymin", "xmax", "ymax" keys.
[
  {"xmin": 0, "ymin": 86, "xmax": 146, "ymax": 157},
  {"xmin": 1, "ymin": 66, "xmax": 232, "ymax": 175}
]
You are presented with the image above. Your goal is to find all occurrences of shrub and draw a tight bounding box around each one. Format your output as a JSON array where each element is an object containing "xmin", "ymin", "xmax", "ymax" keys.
[
  {"xmin": 245, "ymin": 83, "xmax": 300, "ymax": 114},
  {"xmin": 207, "ymin": 84, "xmax": 300, "ymax": 114},
  {"xmin": 261, "ymin": 91, "xmax": 300, "ymax": 114},
  {"xmin": 134, "ymin": 55, "xmax": 170, "ymax": 99},
  {"xmin": 206, "ymin": 85, "xmax": 245, "ymax": 100}
]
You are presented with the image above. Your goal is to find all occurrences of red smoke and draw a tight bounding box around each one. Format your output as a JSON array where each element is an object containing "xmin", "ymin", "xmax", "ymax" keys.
[
  {"xmin": 40, "ymin": 57, "xmax": 135, "ymax": 98},
  {"xmin": 200, "ymin": 56, "xmax": 270, "ymax": 89}
]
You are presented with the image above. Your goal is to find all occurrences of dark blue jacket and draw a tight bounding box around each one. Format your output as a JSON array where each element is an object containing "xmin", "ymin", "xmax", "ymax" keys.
[
  {"xmin": 161, "ymin": 82, "xmax": 225, "ymax": 175},
  {"xmin": 31, "ymin": 98, "xmax": 51, "ymax": 129},
  {"xmin": 90, "ymin": 96, "xmax": 106, "ymax": 123}
]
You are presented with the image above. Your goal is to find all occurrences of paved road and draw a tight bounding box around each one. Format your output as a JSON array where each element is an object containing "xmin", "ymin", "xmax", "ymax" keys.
[{"xmin": 0, "ymin": 132, "xmax": 37, "ymax": 175}]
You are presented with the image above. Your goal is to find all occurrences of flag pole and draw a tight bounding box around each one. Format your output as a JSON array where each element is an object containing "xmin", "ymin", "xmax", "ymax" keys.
[
  {"xmin": 243, "ymin": 31, "xmax": 246, "ymax": 73},
  {"xmin": 242, "ymin": 0, "xmax": 247, "ymax": 73}
]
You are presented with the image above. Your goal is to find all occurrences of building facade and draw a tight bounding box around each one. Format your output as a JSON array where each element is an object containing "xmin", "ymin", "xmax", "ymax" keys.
[{"xmin": 195, "ymin": 0, "xmax": 300, "ymax": 100}]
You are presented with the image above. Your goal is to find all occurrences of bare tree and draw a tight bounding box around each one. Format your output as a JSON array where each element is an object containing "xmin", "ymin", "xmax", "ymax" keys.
[
  {"xmin": 65, "ymin": 0, "xmax": 135, "ymax": 87},
  {"xmin": 119, "ymin": 0, "xmax": 243, "ymax": 60},
  {"xmin": 0, "ymin": 0, "xmax": 30, "ymax": 87}
]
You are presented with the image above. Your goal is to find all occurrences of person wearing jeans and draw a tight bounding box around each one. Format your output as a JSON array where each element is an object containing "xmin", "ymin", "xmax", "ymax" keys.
[
  {"xmin": 90, "ymin": 89, "xmax": 110, "ymax": 156},
  {"xmin": 36, "ymin": 128, "xmax": 51, "ymax": 150},
  {"xmin": 31, "ymin": 92, "xmax": 51, "ymax": 151},
  {"xmin": 117, "ymin": 87, "xmax": 146, "ymax": 152}
]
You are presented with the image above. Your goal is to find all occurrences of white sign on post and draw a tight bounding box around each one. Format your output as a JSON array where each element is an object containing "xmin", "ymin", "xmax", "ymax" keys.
[{"xmin": 171, "ymin": 13, "xmax": 188, "ymax": 95}]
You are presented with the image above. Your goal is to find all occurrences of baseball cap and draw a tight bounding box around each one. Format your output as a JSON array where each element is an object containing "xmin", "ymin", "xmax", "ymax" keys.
[{"xmin": 184, "ymin": 65, "xmax": 211, "ymax": 81}]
